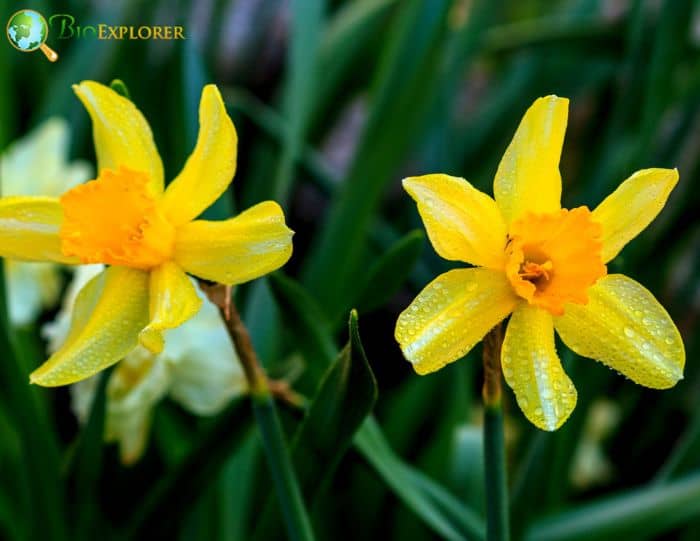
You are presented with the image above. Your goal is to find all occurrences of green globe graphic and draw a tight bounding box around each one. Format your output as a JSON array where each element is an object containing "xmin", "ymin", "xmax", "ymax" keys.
[{"xmin": 6, "ymin": 9, "xmax": 47, "ymax": 52}]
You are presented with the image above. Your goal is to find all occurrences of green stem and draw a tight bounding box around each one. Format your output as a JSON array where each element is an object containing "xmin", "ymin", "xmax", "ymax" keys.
[
  {"xmin": 205, "ymin": 284, "xmax": 315, "ymax": 541},
  {"xmin": 252, "ymin": 393, "xmax": 315, "ymax": 541},
  {"xmin": 482, "ymin": 324, "xmax": 510, "ymax": 541}
]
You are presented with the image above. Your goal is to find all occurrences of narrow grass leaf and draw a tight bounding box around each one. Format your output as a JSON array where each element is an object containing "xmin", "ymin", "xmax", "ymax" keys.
[
  {"xmin": 125, "ymin": 400, "xmax": 251, "ymax": 538},
  {"xmin": 525, "ymin": 471, "xmax": 700, "ymax": 541},
  {"xmin": 253, "ymin": 310, "xmax": 377, "ymax": 540},
  {"xmin": 356, "ymin": 230, "xmax": 425, "ymax": 314},
  {"xmin": 268, "ymin": 272, "xmax": 337, "ymax": 386}
]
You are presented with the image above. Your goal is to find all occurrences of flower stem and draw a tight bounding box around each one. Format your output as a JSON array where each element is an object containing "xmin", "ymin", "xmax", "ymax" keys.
[
  {"xmin": 205, "ymin": 283, "xmax": 315, "ymax": 541},
  {"xmin": 482, "ymin": 323, "xmax": 510, "ymax": 541}
]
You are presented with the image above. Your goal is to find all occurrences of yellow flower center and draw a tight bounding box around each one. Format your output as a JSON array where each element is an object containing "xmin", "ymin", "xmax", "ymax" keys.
[
  {"xmin": 59, "ymin": 167, "xmax": 175, "ymax": 269},
  {"xmin": 505, "ymin": 206, "xmax": 607, "ymax": 315}
]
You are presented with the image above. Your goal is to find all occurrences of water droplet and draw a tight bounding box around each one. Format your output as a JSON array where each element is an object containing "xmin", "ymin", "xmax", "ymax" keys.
[{"xmin": 624, "ymin": 327, "xmax": 635, "ymax": 338}]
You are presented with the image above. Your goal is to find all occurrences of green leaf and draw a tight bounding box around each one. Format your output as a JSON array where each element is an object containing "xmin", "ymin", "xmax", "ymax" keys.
[
  {"xmin": 0, "ymin": 262, "xmax": 66, "ymax": 541},
  {"xmin": 483, "ymin": 16, "xmax": 619, "ymax": 54},
  {"xmin": 302, "ymin": 0, "xmax": 453, "ymax": 316},
  {"xmin": 292, "ymin": 309, "xmax": 378, "ymax": 493},
  {"xmin": 66, "ymin": 369, "xmax": 109, "ymax": 540},
  {"xmin": 355, "ymin": 418, "xmax": 485, "ymax": 541},
  {"xmin": 252, "ymin": 393, "xmax": 316, "ymax": 541},
  {"xmin": 253, "ymin": 310, "xmax": 378, "ymax": 539},
  {"xmin": 108, "ymin": 79, "xmax": 130, "ymax": 99},
  {"xmin": 269, "ymin": 277, "xmax": 484, "ymax": 539},
  {"xmin": 218, "ymin": 431, "xmax": 261, "ymax": 540},
  {"xmin": 525, "ymin": 471, "xmax": 700, "ymax": 541},
  {"xmin": 271, "ymin": 0, "xmax": 325, "ymax": 203},
  {"xmin": 124, "ymin": 399, "xmax": 251, "ymax": 538},
  {"xmin": 268, "ymin": 272, "xmax": 337, "ymax": 386},
  {"xmin": 451, "ymin": 425, "xmax": 485, "ymax": 516},
  {"xmin": 356, "ymin": 229, "xmax": 425, "ymax": 314},
  {"xmin": 313, "ymin": 0, "xmax": 398, "ymax": 124}
]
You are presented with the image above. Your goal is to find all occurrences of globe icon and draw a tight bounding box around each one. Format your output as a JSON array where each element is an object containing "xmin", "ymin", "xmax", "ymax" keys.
[{"xmin": 6, "ymin": 9, "xmax": 58, "ymax": 61}]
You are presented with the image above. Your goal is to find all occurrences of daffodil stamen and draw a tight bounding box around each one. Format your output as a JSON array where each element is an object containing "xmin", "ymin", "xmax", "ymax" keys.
[
  {"xmin": 518, "ymin": 260, "xmax": 553, "ymax": 281},
  {"xmin": 505, "ymin": 207, "xmax": 607, "ymax": 316},
  {"xmin": 59, "ymin": 166, "xmax": 176, "ymax": 269}
]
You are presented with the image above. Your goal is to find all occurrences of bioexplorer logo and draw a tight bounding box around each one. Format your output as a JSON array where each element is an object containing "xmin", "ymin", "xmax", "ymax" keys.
[
  {"xmin": 6, "ymin": 9, "xmax": 186, "ymax": 62},
  {"xmin": 6, "ymin": 9, "xmax": 58, "ymax": 61}
]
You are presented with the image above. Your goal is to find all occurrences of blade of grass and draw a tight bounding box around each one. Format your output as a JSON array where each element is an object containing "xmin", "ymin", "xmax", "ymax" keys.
[
  {"xmin": 355, "ymin": 230, "xmax": 425, "ymax": 314},
  {"xmin": 356, "ymin": 418, "xmax": 485, "ymax": 541},
  {"xmin": 124, "ymin": 399, "xmax": 251, "ymax": 538},
  {"xmin": 68, "ymin": 370, "xmax": 109, "ymax": 540},
  {"xmin": 312, "ymin": 0, "xmax": 398, "ymax": 127},
  {"xmin": 0, "ymin": 264, "xmax": 66, "ymax": 541},
  {"xmin": 483, "ymin": 15, "xmax": 619, "ymax": 53},
  {"xmin": 268, "ymin": 272, "xmax": 337, "ymax": 386},
  {"xmin": 268, "ymin": 0, "xmax": 325, "ymax": 203},
  {"xmin": 253, "ymin": 310, "xmax": 377, "ymax": 540},
  {"xmin": 301, "ymin": 0, "xmax": 452, "ymax": 316},
  {"xmin": 525, "ymin": 471, "xmax": 700, "ymax": 541},
  {"xmin": 212, "ymin": 295, "xmax": 315, "ymax": 541},
  {"xmin": 252, "ymin": 393, "xmax": 316, "ymax": 541},
  {"xmin": 269, "ymin": 274, "xmax": 484, "ymax": 539}
]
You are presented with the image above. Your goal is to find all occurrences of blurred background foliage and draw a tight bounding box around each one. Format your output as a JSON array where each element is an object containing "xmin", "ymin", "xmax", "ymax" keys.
[{"xmin": 1, "ymin": 0, "xmax": 700, "ymax": 540}]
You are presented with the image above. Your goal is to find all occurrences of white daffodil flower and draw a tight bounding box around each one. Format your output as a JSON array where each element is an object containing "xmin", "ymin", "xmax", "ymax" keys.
[
  {"xmin": 44, "ymin": 265, "xmax": 247, "ymax": 464},
  {"xmin": 0, "ymin": 118, "xmax": 92, "ymax": 325}
]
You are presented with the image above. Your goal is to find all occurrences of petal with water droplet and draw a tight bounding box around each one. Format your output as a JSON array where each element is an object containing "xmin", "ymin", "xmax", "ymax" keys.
[
  {"xmin": 174, "ymin": 201, "xmax": 293, "ymax": 285},
  {"xmin": 30, "ymin": 266, "xmax": 149, "ymax": 386},
  {"xmin": 402, "ymin": 174, "xmax": 507, "ymax": 269},
  {"xmin": 73, "ymin": 81, "xmax": 163, "ymax": 193},
  {"xmin": 493, "ymin": 95, "xmax": 568, "ymax": 224},
  {"xmin": 138, "ymin": 261, "xmax": 202, "ymax": 353},
  {"xmin": 503, "ymin": 304, "xmax": 577, "ymax": 431},
  {"xmin": 0, "ymin": 196, "xmax": 78, "ymax": 264},
  {"xmin": 592, "ymin": 168, "xmax": 679, "ymax": 263},
  {"xmin": 161, "ymin": 85, "xmax": 237, "ymax": 225},
  {"xmin": 554, "ymin": 274, "xmax": 685, "ymax": 389},
  {"xmin": 395, "ymin": 268, "xmax": 518, "ymax": 375}
]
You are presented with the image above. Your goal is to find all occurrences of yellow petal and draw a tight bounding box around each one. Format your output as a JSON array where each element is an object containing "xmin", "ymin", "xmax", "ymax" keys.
[
  {"xmin": 0, "ymin": 196, "xmax": 76, "ymax": 263},
  {"xmin": 502, "ymin": 304, "xmax": 577, "ymax": 431},
  {"xmin": 73, "ymin": 81, "xmax": 164, "ymax": 193},
  {"xmin": 139, "ymin": 261, "xmax": 203, "ymax": 353},
  {"xmin": 161, "ymin": 85, "xmax": 237, "ymax": 225},
  {"xmin": 395, "ymin": 268, "xmax": 518, "ymax": 375},
  {"xmin": 493, "ymin": 96, "xmax": 568, "ymax": 224},
  {"xmin": 554, "ymin": 274, "xmax": 685, "ymax": 389},
  {"xmin": 30, "ymin": 267, "xmax": 149, "ymax": 386},
  {"xmin": 403, "ymin": 174, "xmax": 507, "ymax": 269},
  {"xmin": 592, "ymin": 168, "xmax": 679, "ymax": 263},
  {"xmin": 174, "ymin": 201, "xmax": 293, "ymax": 285}
]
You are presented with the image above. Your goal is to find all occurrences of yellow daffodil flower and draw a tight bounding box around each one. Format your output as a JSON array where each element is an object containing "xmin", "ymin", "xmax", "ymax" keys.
[
  {"xmin": 45, "ymin": 265, "xmax": 246, "ymax": 464},
  {"xmin": 0, "ymin": 81, "xmax": 293, "ymax": 386},
  {"xmin": 0, "ymin": 118, "xmax": 92, "ymax": 325},
  {"xmin": 395, "ymin": 96, "xmax": 685, "ymax": 431}
]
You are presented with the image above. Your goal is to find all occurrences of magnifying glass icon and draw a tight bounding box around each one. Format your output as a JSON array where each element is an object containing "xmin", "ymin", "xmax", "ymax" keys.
[{"xmin": 6, "ymin": 9, "xmax": 59, "ymax": 62}]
